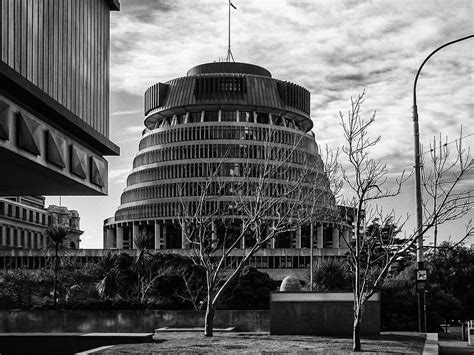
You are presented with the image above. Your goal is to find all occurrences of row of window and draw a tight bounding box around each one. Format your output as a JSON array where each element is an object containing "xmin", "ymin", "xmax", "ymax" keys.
[
  {"xmin": 121, "ymin": 179, "xmax": 321, "ymax": 204},
  {"xmin": 0, "ymin": 255, "xmax": 344, "ymax": 270},
  {"xmin": 141, "ymin": 123, "xmax": 315, "ymax": 151},
  {"xmin": 0, "ymin": 202, "xmax": 50, "ymax": 226},
  {"xmin": 127, "ymin": 161, "xmax": 322, "ymax": 186},
  {"xmin": 0, "ymin": 226, "xmax": 47, "ymax": 249},
  {"xmin": 134, "ymin": 143, "xmax": 317, "ymax": 168},
  {"xmin": 151, "ymin": 111, "xmax": 306, "ymax": 131},
  {"xmin": 116, "ymin": 196, "xmax": 318, "ymax": 221}
]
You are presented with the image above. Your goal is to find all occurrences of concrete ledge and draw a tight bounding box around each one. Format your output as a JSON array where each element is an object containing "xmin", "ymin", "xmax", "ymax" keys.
[
  {"xmin": 422, "ymin": 333, "xmax": 438, "ymax": 355},
  {"xmin": 156, "ymin": 327, "xmax": 236, "ymax": 332},
  {"xmin": 271, "ymin": 292, "xmax": 379, "ymax": 302},
  {"xmin": 0, "ymin": 333, "xmax": 154, "ymax": 355}
]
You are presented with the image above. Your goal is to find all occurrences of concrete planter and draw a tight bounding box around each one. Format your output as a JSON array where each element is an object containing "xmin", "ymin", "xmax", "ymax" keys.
[{"xmin": 270, "ymin": 292, "xmax": 380, "ymax": 335}]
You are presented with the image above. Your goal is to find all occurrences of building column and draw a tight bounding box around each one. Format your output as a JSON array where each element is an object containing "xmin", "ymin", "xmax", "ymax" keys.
[
  {"xmin": 211, "ymin": 221, "xmax": 217, "ymax": 248},
  {"xmin": 154, "ymin": 222, "xmax": 161, "ymax": 249},
  {"xmin": 1, "ymin": 225, "xmax": 7, "ymax": 246},
  {"xmin": 270, "ymin": 221, "xmax": 276, "ymax": 249},
  {"xmin": 181, "ymin": 222, "xmax": 188, "ymax": 249},
  {"xmin": 162, "ymin": 224, "xmax": 167, "ymax": 249},
  {"xmin": 116, "ymin": 226, "xmax": 123, "ymax": 249},
  {"xmin": 332, "ymin": 227, "xmax": 340, "ymax": 249},
  {"xmin": 132, "ymin": 223, "xmax": 137, "ymax": 249},
  {"xmin": 317, "ymin": 224, "xmax": 324, "ymax": 249},
  {"xmin": 106, "ymin": 228, "xmax": 114, "ymax": 249},
  {"xmin": 23, "ymin": 231, "xmax": 29, "ymax": 249},
  {"xmin": 296, "ymin": 227, "xmax": 302, "ymax": 249},
  {"xmin": 240, "ymin": 222, "xmax": 245, "ymax": 249},
  {"xmin": 342, "ymin": 228, "xmax": 350, "ymax": 248}
]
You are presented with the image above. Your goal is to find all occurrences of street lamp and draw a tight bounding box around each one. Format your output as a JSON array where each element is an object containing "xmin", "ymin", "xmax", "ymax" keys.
[{"xmin": 412, "ymin": 34, "xmax": 473, "ymax": 333}]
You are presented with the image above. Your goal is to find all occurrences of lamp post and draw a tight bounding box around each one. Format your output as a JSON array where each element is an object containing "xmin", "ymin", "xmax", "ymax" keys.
[{"xmin": 412, "ymin": 34, "xmax": 473, "ymax": 333}]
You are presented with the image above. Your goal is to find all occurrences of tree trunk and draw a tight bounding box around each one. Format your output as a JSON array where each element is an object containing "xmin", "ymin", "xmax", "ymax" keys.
[
  {"xmin": 353, "ymin": 308, "xmax": 362, "ymax": 351},
  {"xmin": 53, "ymin": 245, "xmax": 59, "ymax": 307},
  {"xmin": 204, "ymin": 297, "xmax": 215, "ymax": 337}
]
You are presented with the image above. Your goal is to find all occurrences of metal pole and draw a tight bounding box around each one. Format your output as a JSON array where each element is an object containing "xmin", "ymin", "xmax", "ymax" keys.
[
  {"xmin": 310, "ymin": 223, "xmax": 314, "ymax": 291},
  {"xmin": 227, "ymin": 0, "xmax": 231, "ymax": 61},
  {"xmin": 412, "ymin": 34, "xmax": 473, "ymax": 333}
]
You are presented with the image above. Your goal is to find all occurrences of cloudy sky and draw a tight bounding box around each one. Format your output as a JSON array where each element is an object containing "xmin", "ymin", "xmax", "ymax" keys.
[{"xmin": 48, "ymin": 0, "xmax": 473, "ymax": 248}]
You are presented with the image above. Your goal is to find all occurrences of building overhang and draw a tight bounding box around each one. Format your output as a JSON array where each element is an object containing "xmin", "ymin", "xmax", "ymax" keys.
[
  {"xmin": 0, "ymin": 94, "xmax": 109, "ymax": 195},
  {"xmin": 0, "ymin": 62, "xmax": 120, "ymax": 156}
]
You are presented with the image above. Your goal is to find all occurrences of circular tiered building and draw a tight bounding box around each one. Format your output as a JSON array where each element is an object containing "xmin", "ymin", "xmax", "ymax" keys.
[{"xmin": 104, "ymin": 62, "xmax": 351, "ymax": 279}]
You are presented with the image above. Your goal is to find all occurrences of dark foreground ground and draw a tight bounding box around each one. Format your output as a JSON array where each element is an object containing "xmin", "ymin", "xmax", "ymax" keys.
[{"xmin": 95, "ymin": 331, "xmax": 426, "ymax": 354}]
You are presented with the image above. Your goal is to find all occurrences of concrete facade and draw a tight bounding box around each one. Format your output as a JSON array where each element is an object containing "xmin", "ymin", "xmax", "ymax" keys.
[{"xmin": 0, "ymin": 0, "xmax": 120, "ymax": 195}]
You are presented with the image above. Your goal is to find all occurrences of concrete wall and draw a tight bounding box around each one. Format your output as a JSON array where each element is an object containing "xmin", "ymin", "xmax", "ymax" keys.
[
  {"xmin": 270, "ymin": 292, "xmax": 380, "ymax": 336},
  {"xmin": 0, "ymin": 310, "xmax": 269, "ymax": 333}
]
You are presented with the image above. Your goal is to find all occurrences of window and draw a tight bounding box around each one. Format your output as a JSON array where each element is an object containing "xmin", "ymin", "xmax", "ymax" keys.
[
  {"xmin": 188, "ymin": 112, "xmax": 201, "ymax": 123},
  {"xmin": 240, "ymin": 111, "xmax": 253, "ymax": 123},
  {"xmin": 221, "ymin": 110, "xmax": 237, "ymax": 122},
  {"xmin": 256, "ymin": 112, "xmax": 269, "ymax": 124},
  {"xmin": 203, "ymin": 111, "xmax": 218, "ymax": 122}
]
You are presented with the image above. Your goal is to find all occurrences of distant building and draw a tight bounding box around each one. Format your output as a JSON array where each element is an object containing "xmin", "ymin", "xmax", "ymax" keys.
[
  {"xmin": 0, "ymin": 0, "xmax": 120, "ymax": 196},
  {"xmin": 0, "ymin": 196, "xmax": 83, "ymax": 250},
  {"xmin": 102, "ymin": 62, "xmax": 354, "ymax": 280}
]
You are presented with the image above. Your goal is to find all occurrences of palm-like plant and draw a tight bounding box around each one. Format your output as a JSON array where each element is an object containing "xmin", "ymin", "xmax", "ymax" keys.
[
  {"xmin": 132, "ymin": 230, "xmax": 154, "ymax": 302},
  {"xmin": 96, "ymin": 252, "xmax": 125, "ymax": 299},
  {"xmin": 45, "ymin": 225, "xmax": 69, "ymax": 306},
  {"xmin": 310, "ymin": 258, "xmax": 351, "ymax": 291}
]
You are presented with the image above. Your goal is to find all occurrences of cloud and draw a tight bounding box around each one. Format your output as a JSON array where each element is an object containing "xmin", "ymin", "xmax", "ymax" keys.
[{"xmin": 70, "ymin": 0, "xmax": 474, "ymax": 248}]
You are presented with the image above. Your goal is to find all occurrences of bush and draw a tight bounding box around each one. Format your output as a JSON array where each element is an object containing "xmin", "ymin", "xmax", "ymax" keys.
[{"xmin": 221, "ymin": 267, "xmax": 275, "ymax": 310}]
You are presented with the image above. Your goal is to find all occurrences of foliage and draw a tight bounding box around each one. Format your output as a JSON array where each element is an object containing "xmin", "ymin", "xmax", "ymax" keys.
[
  {"xmin": 96, "ymin": 253, "xmax": 127, "ymax": 299},
  {"xmin": 45, "ymin": 225, "xmax": 70, "ymax": 307},
  {"xmin": 427, "ymin": 242, "xmax": 474, "ymax": 321},
  {"xmin": 221, "ymin": 267, "xmax": 275, "ymax": 309},
  {"xmin": 381, "ymin": 244, "xmax": 474, "ymax": 332},
  {"xmin": 310, "ymin": 258, "xmax": 352, "ymax": 291}
]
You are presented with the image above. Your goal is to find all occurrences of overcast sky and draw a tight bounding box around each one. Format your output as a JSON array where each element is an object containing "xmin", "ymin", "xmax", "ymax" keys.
[{"xmin": 47, "ymin": 0, "xmax": 473, "ymax": 248}]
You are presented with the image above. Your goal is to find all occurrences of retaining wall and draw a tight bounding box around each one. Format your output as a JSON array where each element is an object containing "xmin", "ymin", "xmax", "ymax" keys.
[
  {"xmin": 270, "ymin": 292, "xmax": 380, "ymax": 335},
  {"xmin": 0, "ymin": 310, "xmax": 269, "ymax": 333}
]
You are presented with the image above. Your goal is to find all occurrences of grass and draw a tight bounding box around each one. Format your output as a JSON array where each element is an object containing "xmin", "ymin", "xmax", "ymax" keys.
[{"xmin": 97, "ymin": 331, "xmax": 425, "ymax": 354}]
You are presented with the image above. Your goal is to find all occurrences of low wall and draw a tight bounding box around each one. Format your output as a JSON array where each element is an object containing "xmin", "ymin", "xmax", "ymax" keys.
[
  {"xmin": 0, "ymin": 310, "xmax": 269, "ymax": 333},
  {"xmin": 270, "ymin": 292, "xmax": 380, "ymax": 336}
]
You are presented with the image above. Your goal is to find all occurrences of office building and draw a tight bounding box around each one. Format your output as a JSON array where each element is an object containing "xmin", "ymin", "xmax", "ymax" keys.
[
  {"xmin": 103, "ymin": 62, "xmax": 353, "ymax": 279},
  {"xmin": 0, "ymin": 0, "xmax": 120, "ymax": 195}
]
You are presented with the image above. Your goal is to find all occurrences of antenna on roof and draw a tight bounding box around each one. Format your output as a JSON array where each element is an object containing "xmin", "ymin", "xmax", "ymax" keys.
[{"xmin": 227, "ymin": 0, "xmax": 236, "ymax": 62}]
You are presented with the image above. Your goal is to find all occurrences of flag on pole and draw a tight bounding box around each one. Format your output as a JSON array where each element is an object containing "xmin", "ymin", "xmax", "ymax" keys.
[{"xmin": 230, "ymin": 1, "xmax": 237, "ymax": 9}]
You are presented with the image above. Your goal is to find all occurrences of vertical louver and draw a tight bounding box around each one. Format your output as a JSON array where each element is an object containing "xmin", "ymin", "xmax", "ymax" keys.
[{"xmin": 144, "ymin": 83, "xmax": 169, "ymax": 115}]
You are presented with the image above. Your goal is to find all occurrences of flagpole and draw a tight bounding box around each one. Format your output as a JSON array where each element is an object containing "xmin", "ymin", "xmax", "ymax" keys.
[{"xmin": 228, "ymin": 0, "xmax": 231, "ymax": 61}]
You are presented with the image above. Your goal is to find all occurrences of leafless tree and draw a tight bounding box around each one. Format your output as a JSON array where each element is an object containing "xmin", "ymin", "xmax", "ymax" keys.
[
  {"xmin": 421, "ymin": 128, "xmax": 474, "ymax": 254},
  {"xmin": 338, "ymin": 91, "xmax": 473, "ymax": 351},
  {"xmin": 176, "ymin": 128, "xmax": 334, "ymax": 336}
]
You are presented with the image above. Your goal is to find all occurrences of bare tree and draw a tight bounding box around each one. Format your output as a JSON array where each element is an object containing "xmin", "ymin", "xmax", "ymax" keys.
[
  {"xmin": 421, "ymin": 128, "xmax": 474, "ymax": 253},
  {"xmin": 337, "ymin": 91, "xmax": 473, "ymax": 351},
  {"xmin": 177, "ymin": 128, "xmax": 334, "ymax": 336}
]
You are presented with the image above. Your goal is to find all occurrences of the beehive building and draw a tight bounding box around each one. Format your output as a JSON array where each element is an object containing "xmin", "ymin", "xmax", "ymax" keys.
[{"xmin": 104, "ymin": 62, "xmax": 352, "ymax": 279}]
